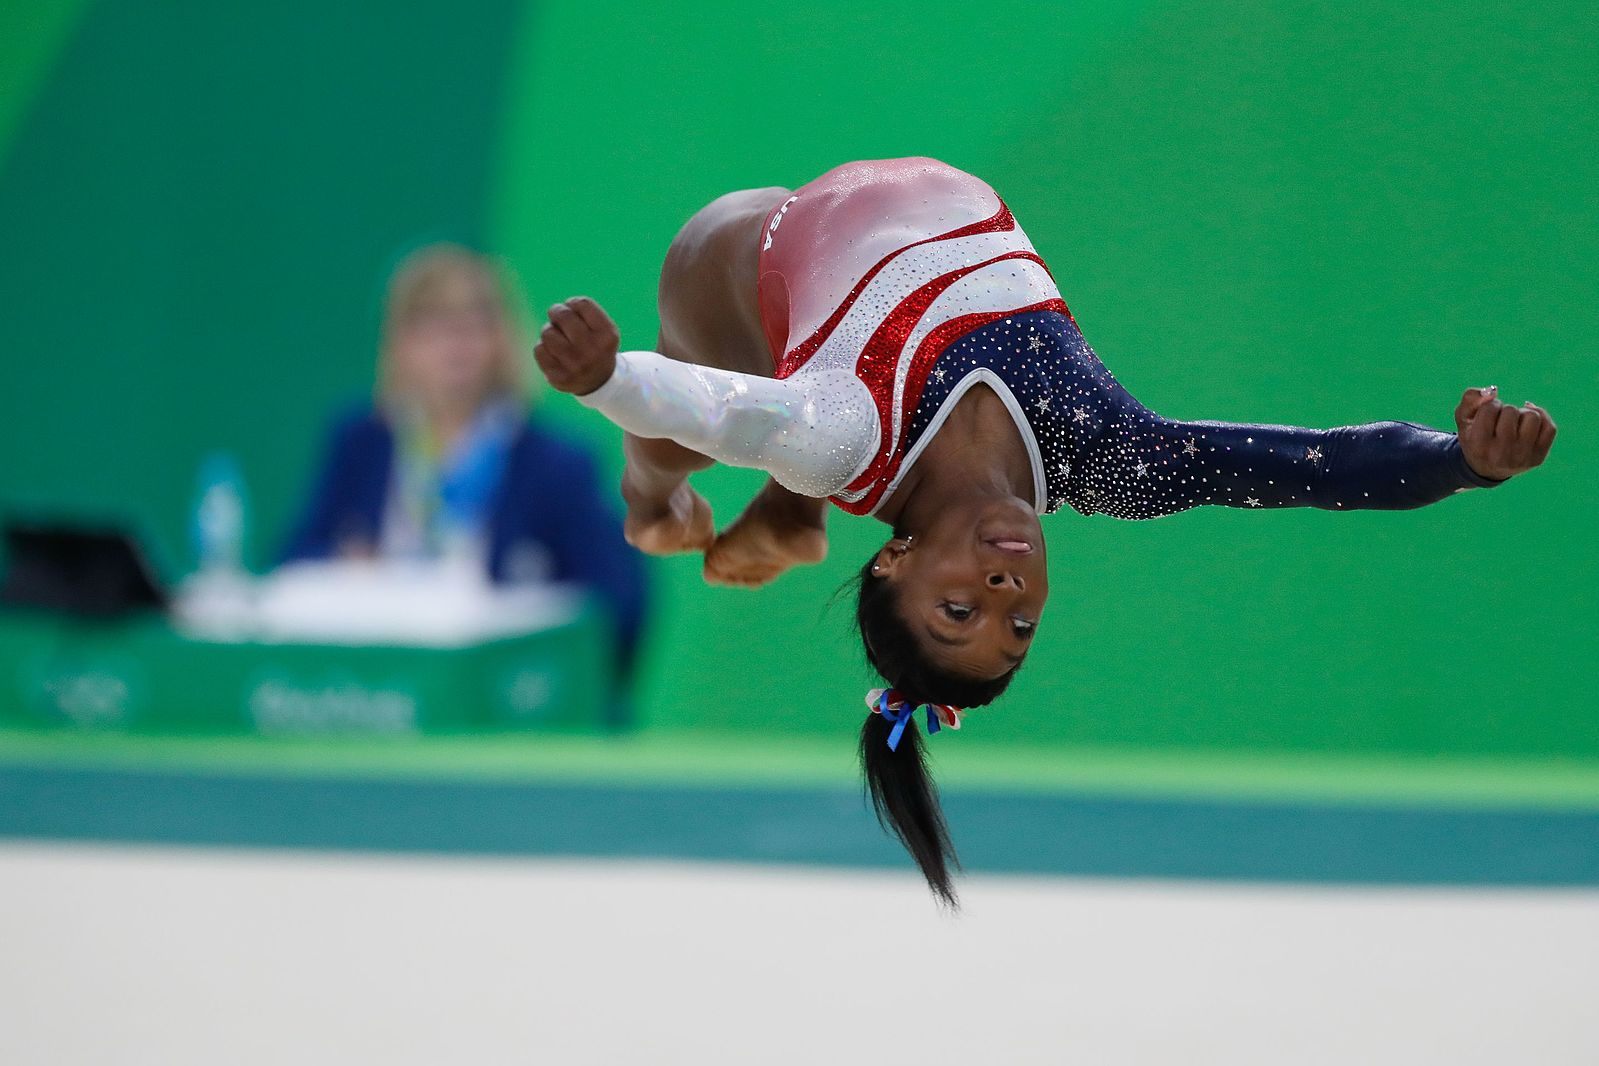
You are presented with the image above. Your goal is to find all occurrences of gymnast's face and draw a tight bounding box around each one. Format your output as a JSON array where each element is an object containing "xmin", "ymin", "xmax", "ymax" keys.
[{"xmin": 873, "ymin": 497, "xmax": 1049, "ymax": 681}]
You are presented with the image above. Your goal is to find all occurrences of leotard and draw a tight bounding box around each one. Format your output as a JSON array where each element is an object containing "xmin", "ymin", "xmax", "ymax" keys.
[{"xmin": 581, "ymin": 158, "xmax": 1502, "ymax": 517}]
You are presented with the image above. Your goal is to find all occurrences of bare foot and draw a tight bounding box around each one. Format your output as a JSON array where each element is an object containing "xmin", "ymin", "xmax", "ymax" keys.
[
  {"xmin": 624, "ymin": 479, "xmax": 715, "ymax": 556},
  {"xmin": 703, "ymin": 484, "xmax": 828, "ymax": 587}
]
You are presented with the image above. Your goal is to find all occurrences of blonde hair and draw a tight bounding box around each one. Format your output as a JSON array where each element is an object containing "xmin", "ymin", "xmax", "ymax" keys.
[{"xmin": 376, "ymin": 243, "xmax": 528, "ymax": 407}]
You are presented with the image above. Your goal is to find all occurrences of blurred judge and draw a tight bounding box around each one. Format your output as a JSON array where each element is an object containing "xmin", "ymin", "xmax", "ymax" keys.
[{"xmin": 281, "ymin": 243, "xmax": 647, "ymax": 677}]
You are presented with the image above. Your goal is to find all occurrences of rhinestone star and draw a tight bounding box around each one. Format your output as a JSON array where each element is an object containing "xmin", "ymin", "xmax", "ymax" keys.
[
  {"xmin": 1182, "ymin": 438, "xmax": 1199, "ymax": 456},
  {"xmin": 1057, "ymin": 461, "xmax": 1071, "ymax": 479},
  {"xmin": 1072, "ymin": 406, "xmax": 1091, "ymax": 424},
  {"xmin": 1027, "ymin": 334, "xmax": 1045, "ymax": 353},
  {"xmin": 931, "ymin": 367, "xmax": 946, "ymax": 384},
  {"xmin": 1134, "ymin": 460, "xmax": 1149, "ymax": 477},
  {"xmin": 1034, "ymin": 395, "xmax": 1051, "ymax": 414},
  {"xmin": 1305, "ymin": 446, "xmax": 1323, "ymax": 463},
  {"xmin": 1245, "ymin": 496, "xmax": 1262, "ymax": 507}
]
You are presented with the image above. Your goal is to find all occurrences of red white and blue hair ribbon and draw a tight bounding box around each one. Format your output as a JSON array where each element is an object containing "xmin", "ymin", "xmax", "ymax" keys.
[{"xmin": 865, "ymin": 688, "xmax": 963, "ymax": 751}]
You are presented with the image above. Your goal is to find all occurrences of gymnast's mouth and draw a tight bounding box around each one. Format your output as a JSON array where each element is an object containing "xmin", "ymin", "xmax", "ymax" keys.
[{"xmin": 983, "ymin": 537, "xmax": 1034, "ymax": 555}]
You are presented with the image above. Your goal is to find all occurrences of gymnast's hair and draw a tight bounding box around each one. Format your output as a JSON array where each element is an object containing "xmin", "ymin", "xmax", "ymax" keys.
[{"xmin": 854, "ymin": 554, "xmax": 1018, "ymax": 907}]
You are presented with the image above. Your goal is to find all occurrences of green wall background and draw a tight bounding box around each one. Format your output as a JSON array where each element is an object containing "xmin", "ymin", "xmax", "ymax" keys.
[{"xmin": 2, "ymin": 1, "xmax": 1594, "ymax": 756}]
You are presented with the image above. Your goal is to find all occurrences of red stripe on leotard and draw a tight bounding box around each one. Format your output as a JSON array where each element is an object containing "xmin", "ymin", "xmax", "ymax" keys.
[
  {"xmin": 772, "ymin": 201, "xmax": 1018, "ymax": 379},
  {"xmin": 826, "ymin": 251, "xmax": 1050, "ymax": 512},
  {"xmin": 834, "ymin": 296, "xmax": 1072, "ymax": 515},
  {"xmin": 845, "ymin": 249, "xmax": 1050, "ymax": 481}
]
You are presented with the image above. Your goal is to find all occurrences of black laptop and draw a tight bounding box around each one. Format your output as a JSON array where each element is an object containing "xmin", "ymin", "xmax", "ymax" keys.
[{"xmin": 0, "ymin": 521, "xmax": 168, "ymax": 617}]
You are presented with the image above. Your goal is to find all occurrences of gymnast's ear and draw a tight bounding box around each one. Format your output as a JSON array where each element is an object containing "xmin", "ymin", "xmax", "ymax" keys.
[{"xmin": 871, "ymin": 537, "xmax": 913, "ymax": 579}]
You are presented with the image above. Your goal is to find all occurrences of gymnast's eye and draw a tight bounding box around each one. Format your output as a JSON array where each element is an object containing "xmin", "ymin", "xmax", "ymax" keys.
[
  {"xmin": 941, "ymin": 602, "xmax": 974, "ymax": 621},
  {"xmin": 1012, "ymin": 618, "xmax": 1036, "ymax": 638}
]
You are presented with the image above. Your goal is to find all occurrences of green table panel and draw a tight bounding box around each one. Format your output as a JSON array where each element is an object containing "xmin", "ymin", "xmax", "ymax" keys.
[{"xmin": 0, "ymin": 607, "xmax": 609, "ymax": 736}]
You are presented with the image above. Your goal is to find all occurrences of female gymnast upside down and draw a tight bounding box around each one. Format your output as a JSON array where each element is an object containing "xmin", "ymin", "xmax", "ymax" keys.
[{"xmin": 533, "ymin": 158, "xmax": 1556, "ymax": 904}]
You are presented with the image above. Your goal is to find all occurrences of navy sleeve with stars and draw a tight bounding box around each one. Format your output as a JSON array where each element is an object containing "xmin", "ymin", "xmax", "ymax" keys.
[{"xmin": 1056, "ymin": 343, "xmax": 1505, "ymax": 519}]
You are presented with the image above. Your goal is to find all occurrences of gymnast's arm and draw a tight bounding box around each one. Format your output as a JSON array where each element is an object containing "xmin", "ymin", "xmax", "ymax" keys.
[
  {"xmin": 533, "ymin": 297, "xmax": 877, "ymax": 498},
  {"xmin": 1058, "ymin": 347, "xmax": 1555, "ymax": 519},
  {"xmin": 575, "ymin": 350, "xmax": 877, "ymax": 497}
]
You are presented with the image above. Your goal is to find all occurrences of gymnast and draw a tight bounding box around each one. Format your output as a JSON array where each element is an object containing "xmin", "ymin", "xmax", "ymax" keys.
[{"xmin": 531, "ymin": 158, "xmax": 1556, "ymax": 904}]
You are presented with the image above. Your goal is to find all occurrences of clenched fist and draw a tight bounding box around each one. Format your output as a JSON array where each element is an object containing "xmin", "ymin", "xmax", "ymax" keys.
[
  {"xmin": 534, "ymin": 296, "xmax": 621, "ymax": 396},
  {"xmin": 1455, "ymin": 386, "xmax": 1556, "ymax": 481}
]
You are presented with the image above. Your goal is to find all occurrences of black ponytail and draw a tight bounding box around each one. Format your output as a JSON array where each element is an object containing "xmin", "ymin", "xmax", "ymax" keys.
[
  {"xmin": 855, "ymin": 554, "xmax": 1018, "ymax": 906},
  {"xmin": 860, "ymin": 711, "xmax": 960, "ymax": 906}
]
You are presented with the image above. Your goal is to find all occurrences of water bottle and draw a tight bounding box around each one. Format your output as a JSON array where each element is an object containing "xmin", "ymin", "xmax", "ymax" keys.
[
  {"xmin": 178, "ymin": 452, "xmax": 255, "ymax": 639},
  {"xmin": 193, "ymin": 452, "xmax": 249, "ymax": 576}
]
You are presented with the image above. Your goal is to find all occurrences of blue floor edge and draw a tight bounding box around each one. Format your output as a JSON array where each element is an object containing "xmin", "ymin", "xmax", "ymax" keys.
[{"xmin": 2, "ymin": 765, "xmax": 1596, "ymax": 886}]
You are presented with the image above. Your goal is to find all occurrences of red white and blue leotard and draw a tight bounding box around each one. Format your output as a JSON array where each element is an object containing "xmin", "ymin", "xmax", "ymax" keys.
[
  {"xmin": 757, "ymin": 158, "xmax": 1069, "ymax": 514},
  {"xmin": 581, "ymin": 158, "xmax": 1502, "ymax": 520}
]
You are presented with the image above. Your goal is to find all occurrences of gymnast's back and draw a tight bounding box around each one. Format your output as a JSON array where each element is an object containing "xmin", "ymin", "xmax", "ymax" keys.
[{"xmin": 754, "ymin": 158, "xmax": 1023, "ymax": 372}]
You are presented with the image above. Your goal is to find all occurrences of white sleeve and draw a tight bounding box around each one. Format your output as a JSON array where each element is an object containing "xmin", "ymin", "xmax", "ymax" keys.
[{"xmin": 576, "ymin": 350, "xmax": 879, "ymax": 498}]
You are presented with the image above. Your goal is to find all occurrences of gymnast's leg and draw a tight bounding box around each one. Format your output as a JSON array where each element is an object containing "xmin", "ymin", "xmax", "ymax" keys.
[
  {"xmin": 617, "ymin": 359, "xmax": 718, "ymax": 556},
  {"xmin": 620, "ymin": 187, "xmax": 828, "ymax": 586}
]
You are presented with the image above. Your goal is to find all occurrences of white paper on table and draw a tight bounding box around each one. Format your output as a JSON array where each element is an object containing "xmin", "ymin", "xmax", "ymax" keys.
[{"xmin": 172, "ymin": 559, "xmax": 586, "ymax": 648}]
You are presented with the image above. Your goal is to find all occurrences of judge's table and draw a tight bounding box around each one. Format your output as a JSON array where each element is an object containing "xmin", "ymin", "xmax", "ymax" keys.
[{"xmin": 0, "ymin": 560, "xmax": 611, "ymax": 736}]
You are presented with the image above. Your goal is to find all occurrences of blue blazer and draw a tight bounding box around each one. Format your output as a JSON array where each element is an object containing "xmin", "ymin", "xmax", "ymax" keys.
[{"xmin": 280, "ymin": 406, "xmax": 648, "ymax": 672}]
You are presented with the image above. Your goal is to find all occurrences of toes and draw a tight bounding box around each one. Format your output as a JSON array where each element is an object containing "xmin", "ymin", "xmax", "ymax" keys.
[
  {"xmin": 702, "ymin": 555, "xmax": 778, "ymax": 588},
  {"xmin": 628, "ymin": 520, "xmax": 709, "ymax": 557}
]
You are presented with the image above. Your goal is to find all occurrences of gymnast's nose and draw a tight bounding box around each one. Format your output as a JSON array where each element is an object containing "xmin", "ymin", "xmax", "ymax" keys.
[{"xmin": 986, "ymin": 571, "xmax": 1025, "ymax": 593}]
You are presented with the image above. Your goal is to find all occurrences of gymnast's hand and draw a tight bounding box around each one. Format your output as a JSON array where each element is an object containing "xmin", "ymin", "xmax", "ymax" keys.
[
  {"xmin": 1454, "ymin": 387, "xmax": 1557, "ymax": 481},
  {"xmin": 534, "ymin": 296, "xmax": 619, "ymax": 396}
]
